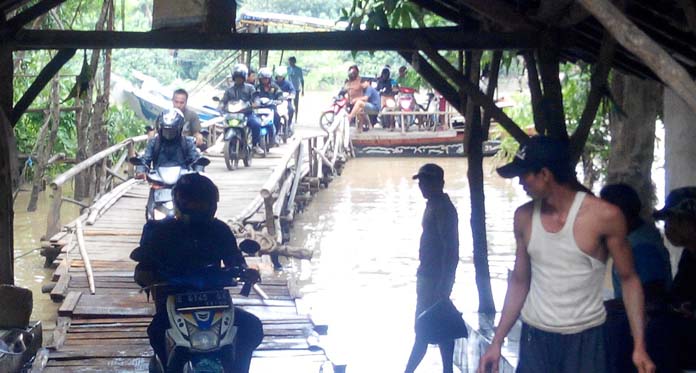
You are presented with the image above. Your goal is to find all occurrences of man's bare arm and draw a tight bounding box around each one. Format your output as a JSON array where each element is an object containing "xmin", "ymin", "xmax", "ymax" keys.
[{"xmin": 604, "ymin": 205, "xmax": 655, "ymax": 373}]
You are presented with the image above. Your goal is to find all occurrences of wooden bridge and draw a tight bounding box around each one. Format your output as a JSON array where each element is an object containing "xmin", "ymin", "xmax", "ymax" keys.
[{"xmin": 34, "ymin": 117, "xmax": 352, "ymax": 372}]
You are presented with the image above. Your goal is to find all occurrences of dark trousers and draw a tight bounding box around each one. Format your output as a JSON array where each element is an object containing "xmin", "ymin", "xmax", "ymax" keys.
[
  {"xmin": 517, "ymin": 323, "xmax": 608, "ymax": 373},
  {"xmin": 293, "ymin": 94, "xmax": 300, "ymax": 122},
  {"xmin": 148, "ymin": 307, "xmax": 263, "ymax": 373},
  {"xmin": 606, "ymin": 302, "xmax": 679, "ymax": 373}
]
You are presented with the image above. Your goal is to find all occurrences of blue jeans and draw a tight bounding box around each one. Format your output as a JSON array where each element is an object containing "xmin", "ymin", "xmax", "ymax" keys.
[{"xmin": 246, "ymin": 113, "xmax": 262, "ymax": 146}]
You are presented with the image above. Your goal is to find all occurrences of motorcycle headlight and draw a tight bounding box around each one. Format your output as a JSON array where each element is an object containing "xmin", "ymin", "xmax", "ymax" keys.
[{"xmin": 190, "ymin": 331, "xmax": 219, "ymax": 351}]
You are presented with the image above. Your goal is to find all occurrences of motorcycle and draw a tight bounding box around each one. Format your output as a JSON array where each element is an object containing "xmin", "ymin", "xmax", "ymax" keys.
[
  {"xmin": 145, "ymin": 240, "xmax": 266, "ymax": 373},
  {"xmin": 253, "ymin": 97, "xmax": 278, "ymax": 158},
  {"xmin": 396, "ymin": 87, "xmax": 417, "ymax": 129},
  {"xmin": 275, "ymin": 92, "xmax": 294, "ymax": 144},
  {"xmin": 130, "ymin": 157, "xmax": 210, "ymax": 221},
  {"xmin": 319, "ymin": 95, "xmax": 348, "ymax": 132},
  {"xmin": 221, "ymin": 100, "xmax": 253, "ymax": 171}
]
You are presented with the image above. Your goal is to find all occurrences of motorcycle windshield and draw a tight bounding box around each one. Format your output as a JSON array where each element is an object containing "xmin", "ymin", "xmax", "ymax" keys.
[
  {"xmin": 157, "ymin": 166, "xmax": 183, "ymax": 185},
  {"xmin": 255, "ymin": 108, "xmax": 273, "ymax": 116}
]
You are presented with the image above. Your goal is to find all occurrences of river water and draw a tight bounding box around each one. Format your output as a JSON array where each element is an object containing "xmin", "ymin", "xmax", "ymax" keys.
[{"xmin": 285, "ymin": 157, "xmax": 529, "ymax": 373}]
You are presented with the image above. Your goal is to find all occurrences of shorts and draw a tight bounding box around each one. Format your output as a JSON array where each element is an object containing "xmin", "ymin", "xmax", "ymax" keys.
[
  {"xmin": 517, "ymin": 323, "xmax": 608, "ymax": 373},
  {"xmin": 364, "ymin": 102, "xmax": 379, "ymax": 114}
]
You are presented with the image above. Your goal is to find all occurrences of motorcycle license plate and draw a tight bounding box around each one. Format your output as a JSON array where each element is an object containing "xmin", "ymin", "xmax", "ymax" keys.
[
  {"xmin": 154, "ymin": 188, "xmax": 172, "ymax": 202},
  {"xmin": 175, "ymin": 290, "xmax": 231, "ymax": 311}
]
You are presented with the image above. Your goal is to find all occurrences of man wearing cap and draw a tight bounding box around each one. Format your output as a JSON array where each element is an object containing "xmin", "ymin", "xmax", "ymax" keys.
[
  {"xmin": 653, "ymin": 187, "xmax": 696, "ymax": 370},
  {"xmin": 478, "ymin": 136, "xmax": 654, "ymax": 373},
  {"xmin": 405, "ymin": 163, "xmax": 459, "ymax": 373}
]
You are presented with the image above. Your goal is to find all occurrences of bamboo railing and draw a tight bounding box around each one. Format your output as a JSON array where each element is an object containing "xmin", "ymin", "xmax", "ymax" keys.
[{"xmin": 45, "ymin": 134, "xmax": 149, "ymax": 239}]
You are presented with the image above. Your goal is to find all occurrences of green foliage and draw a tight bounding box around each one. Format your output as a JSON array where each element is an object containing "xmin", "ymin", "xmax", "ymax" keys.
[
  {"xmin": 241, "ymin": 0, "xmax": 351, "ymax": 19},
  {"xmin": 107, "ymin": 105, "xmax": 147, "ymax": 144}
]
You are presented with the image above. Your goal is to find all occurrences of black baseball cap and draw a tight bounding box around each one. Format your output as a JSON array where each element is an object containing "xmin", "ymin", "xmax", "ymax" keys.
[
  {"xmin": 654, "ymin": 187, "xmax": 696, "ymax": 220},
  {"xmin": 412, "ymin": 163, "xmax": 444, "ymax": 181},
  {"xmin": 497, "ymin": 136, "xmax": 571, "ymax": 178}
]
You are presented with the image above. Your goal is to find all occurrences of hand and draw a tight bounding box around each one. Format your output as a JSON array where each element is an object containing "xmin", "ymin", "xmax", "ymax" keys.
[
  {"xmin": 477, "ymin": 344, "xmax": 501, "ymax": 373},
  {"xmin": 135, "ymin": 172, "xmax": 146, "ymax": 180},
  {"xmin": 632, "ymin": 348, "xmax": 655, "ymax": 373}
]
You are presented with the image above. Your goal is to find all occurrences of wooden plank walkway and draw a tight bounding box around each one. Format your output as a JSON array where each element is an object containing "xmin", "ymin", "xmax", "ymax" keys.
[{"xmin": 41, "ymin": 142, "xmax": 334, "ymax": 372}]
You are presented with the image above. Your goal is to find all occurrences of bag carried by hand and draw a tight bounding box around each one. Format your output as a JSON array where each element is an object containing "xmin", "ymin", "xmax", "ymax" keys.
[{"xmin": 415, "ymin": 298, "xmax": 469, "ymax": 344}]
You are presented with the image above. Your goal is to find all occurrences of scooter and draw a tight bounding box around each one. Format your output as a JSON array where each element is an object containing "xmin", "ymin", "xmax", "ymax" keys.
[
  {"xmin": 275, "ymin": 92, "xmax": 294, "ymax": 144},
  {"xmin": 254, "ymin": 97, "xmax": 278, "ymax": 158},
  {"xmin": 144, "ymin": 240, "xmax": 267, "ymax": 373},
  {"xmin": 130, "ymin": 157, "xmax": 210, "ymax": 221},
  {"xmin": 221, "ymin": 100, "xmax": 253, "ymax": 171},
  {"xmin": 319, "ymin": 95, "xmax": 348, "ymax": 132}
]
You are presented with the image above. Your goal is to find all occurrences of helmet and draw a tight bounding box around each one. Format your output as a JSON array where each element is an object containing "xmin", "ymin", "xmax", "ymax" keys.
[
  {"xmin": 258, "ymin": 67, "xmax": 273, "ymax": 80},
  {"xmin": 173, "ymin": 173, "xmax": 219, "ymax": 224},
  {"xmin": 381, "ymin": 66, "xmax": 391, "ymax": 78},
  {"xmin": 157, "ymin": 108, "xmax": 184, "ymax": 141},
  {"xmin": 275, "ymin": 66, "xmax": 287, "ymax": 78},
  {"xmin": 231, "ymin": 64, "xmax": 249, "ymax": 82}
]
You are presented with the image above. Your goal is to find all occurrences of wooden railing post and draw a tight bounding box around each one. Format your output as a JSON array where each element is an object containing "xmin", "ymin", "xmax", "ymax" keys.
[
  {"xmin": 45, "ymin": 185, "xmax": 63, "ymax": 239},
  {"xmin": 126, "ymin": 141, "xmax": 135, "ymax": 178}
]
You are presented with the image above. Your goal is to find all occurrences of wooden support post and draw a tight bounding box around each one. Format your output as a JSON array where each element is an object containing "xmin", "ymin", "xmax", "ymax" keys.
[
  {"xmin": 0, "ymin": 0, "xmax": 67, "ymax": 35},
  {"xmin": 45, "ymin": 185, "xmax": 63, "ymax": 240},
  {"xmin": 537, "ymin": 33, "xmax": 567, "ymax": 140},
  {"xmin": 577, "ymin": 0, "xmax": 696, "ymax": 117},
  {"xmin": 286, "ymin": 142, "xmax": 305, "ymax": 221},
  {"xmin": 0, "ymin": 41, "xmax": 14, "ymax": 285},
  {"xmin": 126, "ymin": 142, "xmax": 135, "ymax": 177}
]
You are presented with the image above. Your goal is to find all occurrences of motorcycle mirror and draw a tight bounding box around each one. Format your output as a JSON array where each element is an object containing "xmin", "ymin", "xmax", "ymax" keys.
[
  {"xmin": 193, "ymin": 157, "xmax": 211, "ymax": 167},
  {"xmin": 129, "ymin": 157, "xmax": 144, "ymax": 166},
  {"xmin": 239, "ymin": 239, "xmax": 261, "ymax": 254},
  {"xmin": 212, "ymin": 96, "xmax": 220, "ymax": 102}
]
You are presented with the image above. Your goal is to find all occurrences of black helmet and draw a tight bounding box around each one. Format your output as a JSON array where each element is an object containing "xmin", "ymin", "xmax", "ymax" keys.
[
  {"xmin": 232, "ymin": 64, "xmax": 249, "ymax": 82},
  {"xmin": 157, "ymin": 108, "xmax": 184, "ymax": 141},
  {"xmin": 173, "ymin": 173, "xmax": 219, "ymax": 223}
]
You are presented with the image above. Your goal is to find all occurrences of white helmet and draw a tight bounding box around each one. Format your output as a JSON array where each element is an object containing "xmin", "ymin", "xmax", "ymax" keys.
[{"xmin": 275, "ymin": 66, "xmax": 288, "ymax": 78}]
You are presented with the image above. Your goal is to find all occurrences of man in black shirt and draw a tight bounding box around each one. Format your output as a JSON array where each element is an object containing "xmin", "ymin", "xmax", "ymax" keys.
[
  {"xmin": 131, "ymin": 174, "xmax": 263, "ymax": 372},
  {"xmin": 405, "ymin": 163, "xmax": 459, "ymax": 373},
  {"xmin": 654, "ymin": 187, "xmax": 696, "ymax": 370}
]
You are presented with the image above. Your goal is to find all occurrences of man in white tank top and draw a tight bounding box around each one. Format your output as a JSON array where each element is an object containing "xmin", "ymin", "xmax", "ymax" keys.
[{"xmin": 477, "ymin": 136, "xmax": 654, "ymax": 373}]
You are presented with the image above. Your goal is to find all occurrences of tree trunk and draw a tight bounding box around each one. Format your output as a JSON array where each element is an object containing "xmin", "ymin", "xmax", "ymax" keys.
[
  {"xmin": 466, "ymin": 51, "xmax": 496, "ymax": 313},
  {"xmin": 27, "ymin": 78, "xmax": 61, "ymax": 211},
  {"xmin": 606, "ymin": 71, "xmax": 662, "ymax": 218}
]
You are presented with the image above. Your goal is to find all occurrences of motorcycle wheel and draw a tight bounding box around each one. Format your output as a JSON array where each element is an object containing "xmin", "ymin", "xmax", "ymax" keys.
[
  {"xmin": 243, "ymin": 131, "xmax": 252, "ymax": 167},
  {"xmin": 145, "ymin": 190, "xmax": 155, "ymax": 220},
  {"xmin": 223, "ymin": 140, "xmax": 237, "ymax": 171},
  {"xmin": 319, "ymin": 111, "xmax": 334, "ymax": 131},
  {"xmin": 259, "ymin": 135, "xmax": 268, "ymax": 158},
  {"xmin": 280, "ymin": 118, "xmax": 288, "ymax": 144}
]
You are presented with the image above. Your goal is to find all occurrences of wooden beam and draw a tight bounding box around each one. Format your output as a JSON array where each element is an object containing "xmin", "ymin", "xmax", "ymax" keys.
[
  {"xmin": 577, "ymin": 0, "xmax": 696, "ymax": 117},
  {"xmin": 10, "ymin": 27, "xmax": 541, "ymax": 51},
  {"xmin": 1, "ymin": 0, "xmax": 67, "ymax": 35},
  {"xmin": 537, "ymin": 32, "xmax": 568, "ymax": 140},
  {"xmin": 570, "ymin": 33, "xmax": 616, "ymax": 162},
  {"xmin": 415, "ymin": 40, "xmax": 529, "ymax": 144},
  {"xmin": 481, "ymin": 50, "xmax": 502, "ymax": 138},
  {"xmin": 523, "ymin": 52, "xmax": 547, "ymax": 134},
  {"xmin": 456, "ymin": 0, "xmax": 539, "ymax": 31},
  {"xmin": 0, "ymin": 108, "xmax": 14, "ymax": 285},
  {"xmin": 10, "ymin": 48, "xmax": 76, "ymax": 127}
]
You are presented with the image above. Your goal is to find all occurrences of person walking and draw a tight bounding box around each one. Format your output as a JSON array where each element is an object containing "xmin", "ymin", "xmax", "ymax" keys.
[
  {"xmin": 477, "ymin": 136, "xmax": 654, "ymax": 373},
  {"xmin": 405, "ymin": 163, "xmax": 459, "ymax": 373},
  {"xmin": 287, "ymin": 56, "xmax": 304, "ymax": 123}
]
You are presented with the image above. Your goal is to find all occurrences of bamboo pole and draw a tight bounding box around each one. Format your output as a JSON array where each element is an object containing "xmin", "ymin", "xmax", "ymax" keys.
[{"xmin": 74, "ymin": 220, "xmax": 95, "ymax": 294}]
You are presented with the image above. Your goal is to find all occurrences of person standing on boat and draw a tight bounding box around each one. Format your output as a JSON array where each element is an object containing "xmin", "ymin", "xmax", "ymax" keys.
[
  {"xmin": 286, "ymin": 57, "xmax": 304, "ymax": 122},
  {"xmin": 405, "ymin": 163, "xmax": 459, "ymax": 373},
  {"xmin": 477, "ymin": 136, "xmax": 654, "ymax": 373}
]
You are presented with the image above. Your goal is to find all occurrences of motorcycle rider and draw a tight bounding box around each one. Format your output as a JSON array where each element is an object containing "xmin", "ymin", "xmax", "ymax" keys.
[
  {"xmin": 138, "ymin": 108, "xmax": 200, "ymax": 177},
  {"xmin": 131, "ymin": 173, "xmax": 264, "ymax": 372},
  {"xmin": 220, "ymin": 64, "xmax": 265, "ymax": 154},
  {"xmin": 274, "ymin": 66, "xmax": 296, "ymax": 133},
  {"xmin": 255, "ymin": 67, "xmax": 282, "ymax": 145}
]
